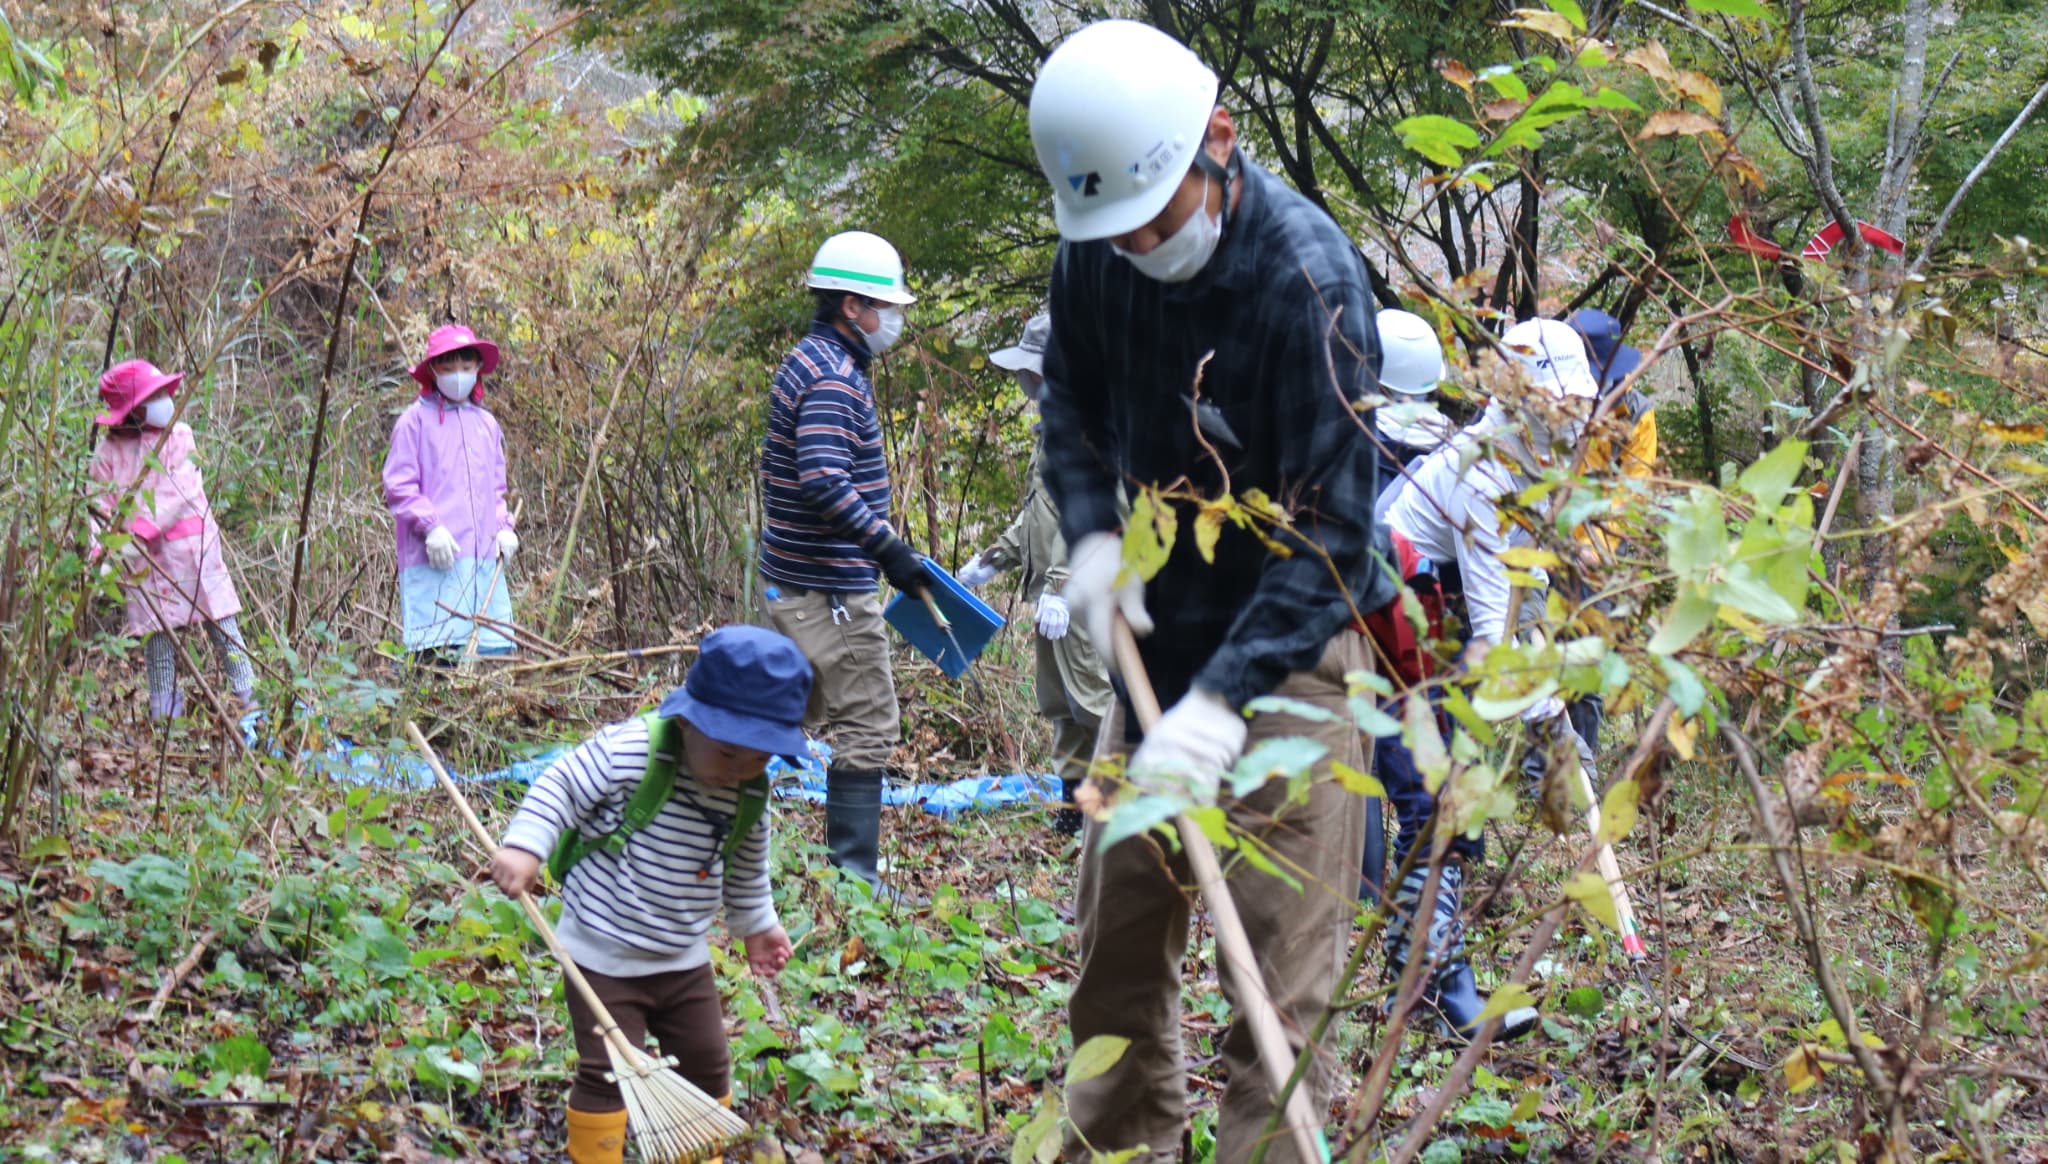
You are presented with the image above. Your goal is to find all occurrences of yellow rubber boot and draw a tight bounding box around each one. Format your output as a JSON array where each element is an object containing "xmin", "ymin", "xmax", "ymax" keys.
[
  {"xmin": 565, "ymin": 1106, "xmax": 628, "ymax": 1164},
  {"xmin": 704, "ymin": 1094, "xmax": 733, "ymax": 1164}
]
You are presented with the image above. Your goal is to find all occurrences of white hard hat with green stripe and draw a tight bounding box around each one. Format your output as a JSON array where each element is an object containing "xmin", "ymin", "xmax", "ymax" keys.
[{"xmin": 807, "ymin": 230, "xmax": 917, "ymax": 305}]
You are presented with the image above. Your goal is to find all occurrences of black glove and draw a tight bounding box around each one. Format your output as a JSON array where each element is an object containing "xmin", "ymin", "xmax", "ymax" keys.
[{"xmin": 874, "ymin": 535, "xmax": 931, "ymax": 595}]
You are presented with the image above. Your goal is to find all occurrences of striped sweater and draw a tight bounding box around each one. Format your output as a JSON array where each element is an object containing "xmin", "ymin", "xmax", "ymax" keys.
[
  {"xmin": 759, "ymin": 321, "xmax": 898, "ymax": 592},
  {"xmin": 500, "ymin": 717, "xmax": 778, "ymax": 978}
]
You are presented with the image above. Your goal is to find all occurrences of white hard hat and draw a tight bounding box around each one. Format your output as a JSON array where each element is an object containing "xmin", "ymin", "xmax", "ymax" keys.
[
  {"xmin": 1029, "ymin": 20, "xmax": 1220, "ymax": 241},
  {"xmin": 1499, "ymin": 318, "xmax": 1598, "ymax": 399},
  {"xmin": 1375, "ymin": 310, "xmax": 1446, "ymax": 397},
  {"xmin": 806, "ymin": 231, "xmax": 916, "ymax": 305}
]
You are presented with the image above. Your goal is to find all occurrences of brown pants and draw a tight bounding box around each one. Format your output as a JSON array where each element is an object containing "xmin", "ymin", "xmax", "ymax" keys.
[
  {"xmin": 566, "ymin": 963, "xmax": 730, "ymax": 1111},
  {"xmin": 1066, "ymin": 632, "xmax": 1371, "ymax": 1164},
  {"xmin": 765, "ymin": 587, "xmax": 900, "ymax": 770}
]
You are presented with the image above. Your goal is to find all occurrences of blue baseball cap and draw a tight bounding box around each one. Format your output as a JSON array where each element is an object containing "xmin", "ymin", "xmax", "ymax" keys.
[
  {"xmin": 657, "ymin": 626, "xmax": 813, "ymax": 760},
  {"xmin": 1569, "ymin": 308, "xmax": 1644, "ymax": 389}
]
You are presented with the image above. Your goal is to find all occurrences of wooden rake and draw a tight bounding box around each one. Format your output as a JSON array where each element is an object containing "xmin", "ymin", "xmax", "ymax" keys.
[
  {"xmin": 404, "ymin": 721, "xmax": 748, "ymax": 1162},
  {"xmin": 1109, "ymin": 621, "xmax": 1331, "ymax": 1163}
]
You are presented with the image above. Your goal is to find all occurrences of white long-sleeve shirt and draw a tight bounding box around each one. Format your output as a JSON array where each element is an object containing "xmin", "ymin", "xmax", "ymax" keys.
[
  {"xmin": 500, "ymin": 717, "xmax": 777, "ymax": 978},
  {"xmin": 1381, "ymin": 422, "xmax": 1545, "ymax": 645}
]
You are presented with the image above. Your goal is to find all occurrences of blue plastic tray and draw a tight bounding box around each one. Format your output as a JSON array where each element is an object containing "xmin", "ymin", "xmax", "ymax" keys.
[{"xmin": 884, "ymin": 557, "xmax": 1006, "ymax": 678}]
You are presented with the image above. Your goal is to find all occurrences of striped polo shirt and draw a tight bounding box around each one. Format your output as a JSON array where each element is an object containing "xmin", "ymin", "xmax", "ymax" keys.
[
  {"xmin": 758, "ymin": 321, "xmax": 897, "ymax": 592},
  {"xmin": 500, "ymin": 717, "xmax": 778, "ymax": 978}
]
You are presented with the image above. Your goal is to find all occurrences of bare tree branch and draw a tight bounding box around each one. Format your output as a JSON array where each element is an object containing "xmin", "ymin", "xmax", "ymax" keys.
[
  {"xmin": 1906, "ymin": 78, "xmax": 2048, "ymax": 280},
  {"xmin": 1786, "ymin": 0, "xmax": 1861, "ymax": 244}
]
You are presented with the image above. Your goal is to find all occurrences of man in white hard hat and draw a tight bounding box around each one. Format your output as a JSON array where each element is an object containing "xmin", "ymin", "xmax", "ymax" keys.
[
  {"xmin": 957, "ymin": 313, "xmax": 1115, "ymax": 837},
  {"xmin": 1370, "ymin": 308, "xmax": 1458, "ymax": 509},
  {"xmin": 759, "ymin": 229, "xmax": 928, "ymax": 902},
  {"xmin": 1028, "ymin": 20, "xmax": 1396, "ymax": 1161},
  {"xmin": 1371, "ymin": 316, "xmax": 1603, "ymax": 1049}
]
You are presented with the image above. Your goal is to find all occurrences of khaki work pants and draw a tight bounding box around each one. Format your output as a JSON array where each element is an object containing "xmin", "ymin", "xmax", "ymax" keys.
[
  {"xmin": 765, "ymin": 587, "xmax": 901, "ymax": 770},
  {"xmin": 1038, "ymin": 632, "xmax": 1102, "ymax": 792},
  {"xmin": 1065, "ymin": 631, "xmax": 1371, "ymax": 1164}
]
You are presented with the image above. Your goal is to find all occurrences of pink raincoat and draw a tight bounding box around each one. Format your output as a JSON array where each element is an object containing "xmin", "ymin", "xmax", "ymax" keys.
[
  {"xmin": 381, "ymin": 394, "xmax": 515, "ymax": 651},
  {"xmin": 89, "ymin": 424, "xmax": 244, "ymax": 636}
]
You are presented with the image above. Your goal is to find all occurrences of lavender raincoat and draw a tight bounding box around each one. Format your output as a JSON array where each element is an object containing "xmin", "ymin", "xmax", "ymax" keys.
[
  {"xmin": 90, "ymin": 423, "xmax": 244, "ymax": 637},
  {"xmin": 382, "ymin": 394, "xmax": 516, "ymax": 652}
]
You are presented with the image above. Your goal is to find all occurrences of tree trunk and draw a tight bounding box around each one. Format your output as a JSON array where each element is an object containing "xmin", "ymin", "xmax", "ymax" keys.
[
  {"xmin": 1680, "ymin": 330, "xmax": 1717, "ymax": 476},
  {"xmin": 1851, "ymin": 0, "xmax": 1929, "ymax": 587}
]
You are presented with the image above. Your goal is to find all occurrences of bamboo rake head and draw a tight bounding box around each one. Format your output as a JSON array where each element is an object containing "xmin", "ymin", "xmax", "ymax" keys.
[{"xmin": 606, "ymin": 1045, "xmax": 748, "ymax": 1163}]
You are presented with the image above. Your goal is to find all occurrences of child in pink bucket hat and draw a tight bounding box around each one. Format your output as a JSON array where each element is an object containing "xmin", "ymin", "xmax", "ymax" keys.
[
  {"xmin": 381, "ymin": 324, "xmax": 518, "ymax": 664},
  {"xmin": 88, "ymin": 359, "xmax": 257, "ymax": 719}
]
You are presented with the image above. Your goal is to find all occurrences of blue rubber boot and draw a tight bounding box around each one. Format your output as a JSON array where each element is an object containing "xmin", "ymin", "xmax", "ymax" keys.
[{"xmin": 1384, "ymin": 862, "xmax": 1537, "ymax": 1042}]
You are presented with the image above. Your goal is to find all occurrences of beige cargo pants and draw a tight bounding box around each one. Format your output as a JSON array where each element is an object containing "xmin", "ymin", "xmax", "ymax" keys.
[
  {"xmin": 1064, "ymin": 630, "xmax": 1371, "ymax": 1164},
  {"xmin": 764, "ymin": 587, "xmax": 900, "ymax": 770}
]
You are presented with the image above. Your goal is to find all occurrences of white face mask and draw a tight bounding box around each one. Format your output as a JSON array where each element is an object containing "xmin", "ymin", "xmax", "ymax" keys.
[
  {"xmin": 1113, "ymin": 176, "xmax": 1222, "ymax": 284},
  {"xmin": 435, "ymin": 369, "xmax": 477, "ymax": 402},
  {"xmin": 141, "ymin": 397, "xmax": 176, "ymax": 428},
  {"xmin": 860, "ymin": 305, "xmax": 905, "ymax": 355}
]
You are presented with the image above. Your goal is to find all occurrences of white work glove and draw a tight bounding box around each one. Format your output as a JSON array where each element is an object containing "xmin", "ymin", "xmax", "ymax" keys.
[
  {"xmin": 1520, "ymin": 695, "xmax": 1567, "ymax": 725},
  {"xmin": 1128, "ymin": 689, "xmax": 1248, "ymax": 804},
  {"xmin": 1034, "ymin": 592, "xmax": 1070, "ymax": 640},
  {"xmin": 956, "ymin": 554, "xmax": 997, "ymax": 589},
  {"xmin": 425, "ymin": 525, "xmax": 459, "ymax": 571},
  {"xmin": 116, "ymin": 540, "xmax": 145, "ymax": 574},
  {"xmin": 1063, "ymin": 531, "xmax": 1153, "ymax": 665},
  {"xmin": 496, "ymin": 528, "xmax": 519, "ymax": 562}
]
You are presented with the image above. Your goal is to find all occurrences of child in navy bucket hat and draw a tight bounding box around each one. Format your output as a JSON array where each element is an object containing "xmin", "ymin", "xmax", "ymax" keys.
[{"xmin": 490, "ymin": 626, "xmax": 810, "ymax": 1164}]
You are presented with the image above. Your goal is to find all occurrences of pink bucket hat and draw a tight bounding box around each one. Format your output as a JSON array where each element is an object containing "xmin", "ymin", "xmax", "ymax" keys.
[
  {"xmin": 96, "ymin": 359, "xmax": 184, "ymax": 427},
  {"xmin": 408, "ymin": 324, "xmax": 501, "ymax": 393}
]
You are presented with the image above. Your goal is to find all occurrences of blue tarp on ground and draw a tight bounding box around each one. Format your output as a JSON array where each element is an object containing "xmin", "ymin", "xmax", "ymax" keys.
[{"xmin": 310, "ymin": 726, "xmax": 1059, "ymax": 815}]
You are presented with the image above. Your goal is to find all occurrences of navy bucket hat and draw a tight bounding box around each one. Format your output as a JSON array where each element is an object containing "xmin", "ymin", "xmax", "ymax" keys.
[
  {"xmin": 658, "ymin": 626, "xmax": 814, "ymax": 761},
  {"xmin": 1569, "ymin": 308, "xmax": 1644, "ymax": 389}
]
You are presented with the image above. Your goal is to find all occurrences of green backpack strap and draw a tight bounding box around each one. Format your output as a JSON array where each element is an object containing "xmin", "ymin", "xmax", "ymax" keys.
[
  {"xmin": 547, "ymin": 713, "xmax": 775, "ymax": 882},
  {"xmin": 546, "ymin": 713, "xmax": 679, "ymax": 884},
  {"xmin": 721, "ymin": 773, "xmax": 771, "ymax": 863}
]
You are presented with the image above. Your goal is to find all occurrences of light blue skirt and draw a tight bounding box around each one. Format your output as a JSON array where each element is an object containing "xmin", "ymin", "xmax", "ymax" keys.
[{"xmin": 400, "ymin": 557, "xmax": 516, "ymax": 653}]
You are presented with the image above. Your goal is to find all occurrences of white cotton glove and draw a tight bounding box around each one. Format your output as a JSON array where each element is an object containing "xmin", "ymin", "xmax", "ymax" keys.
[
  {"xmin": 1128, "ymin": 689, "xmax": 1248, "ymax": 804},
  {"xmin": 1520, "ymin": 695, "xmax": 1567, "ymax": 725},
  {"xmin": 1063, "ymin": 531, "xmax": 1153, "ymax": 665},
  {"xmin": 496, "ymin": 528, "xmax": 519, "ymax": 562},
  {"xmin": 956, "ymin": 555, "xmax": 997, "ymax": 589},
  {"xmin": 425, "ymin": 525, "xmax": 459, "ymax": 571},
  {"xmin": 116, "ymin": 540, "xmax": 144, "ymax": 574},
  {"xmin": 1034, "ymin": 592, "xmax": 1070, "ymax": 640}
]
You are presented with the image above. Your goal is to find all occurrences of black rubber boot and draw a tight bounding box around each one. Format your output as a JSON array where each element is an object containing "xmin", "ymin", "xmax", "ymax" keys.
[
  {"xmin": 824, "ymin": 766, "xmax": 922, "ymax": 906},
  {"xmin": 1053, "ymin": 776, "xmax": 1084, "ymax": 837},
  {"xmin": 825, "ymin": 766, "xmax": 885, "ymax": 888},
  {"xmin": 1384, "ymin": 862, "xmax": 1537, "ymax": 1043}
]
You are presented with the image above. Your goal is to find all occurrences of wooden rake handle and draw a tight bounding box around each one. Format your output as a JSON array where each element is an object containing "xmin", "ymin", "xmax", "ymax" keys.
[
  {"xmin": 1109, "ymin": 622, "xmax": 1330, "ymax": 1163},
  {"xmin": 403, "ymin": 720, "xmax": 655, "ymax": 1075}
]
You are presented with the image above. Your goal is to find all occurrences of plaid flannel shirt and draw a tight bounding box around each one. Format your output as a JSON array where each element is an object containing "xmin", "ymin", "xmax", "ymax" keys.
[{"xmin": 1041, "ymin": 153, "xmax": 1395, "ymax": 708}]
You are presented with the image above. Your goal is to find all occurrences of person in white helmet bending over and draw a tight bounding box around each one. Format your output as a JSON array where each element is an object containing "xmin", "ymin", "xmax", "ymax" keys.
[
  {"xmin": 1383, "ymin": 318, "xmax": 1598, "ymax": 655},
  {"xmin": 1377, "ymin": 314, "xmax": 1602, "ymax": 1017},
  {"xmin": 1370, "ymin": 308, "xmax": 1458, "ymax": 508},
  {"xmin": 1028, "ymin": 20, "xmax": 1396, "ymax": 1163}
]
